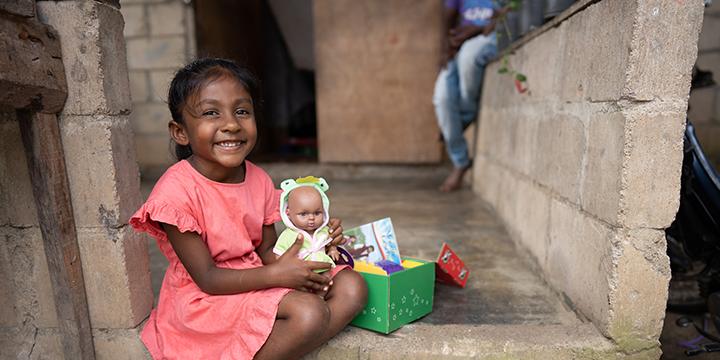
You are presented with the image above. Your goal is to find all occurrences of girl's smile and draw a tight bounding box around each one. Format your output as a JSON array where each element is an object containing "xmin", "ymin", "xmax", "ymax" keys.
[{"xmin": 169, "ymin": 74, "xmax": 258, "ymax": 183}]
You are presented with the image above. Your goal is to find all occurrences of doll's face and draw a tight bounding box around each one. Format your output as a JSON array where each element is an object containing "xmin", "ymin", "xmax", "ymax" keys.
[{"xmin": 286, "ymin": 187, "xmax": 325, "ymax": 232}]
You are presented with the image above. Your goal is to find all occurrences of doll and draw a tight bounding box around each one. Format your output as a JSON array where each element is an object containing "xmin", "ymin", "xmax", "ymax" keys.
[{"xmin": 273, "ymin": 176, "xmax": 341, "ymax": 270}]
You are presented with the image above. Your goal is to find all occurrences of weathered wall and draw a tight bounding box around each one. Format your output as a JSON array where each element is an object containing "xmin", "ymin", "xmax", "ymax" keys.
[
  {"xmin": 690, "ymin": 2, "xmax": 720, "ymax": 166},
  {"xmin": 473, "ymin": 0, "xmax": 704, "ymax": 355},
  {"xmin": 121, "ymin": 0, "xmax": 195, "ymax": 178},
  {"xmin": 314, "ymin": 0, "xmax": 444, "ymax": 163},
  {"xmin": 0, "ymin": 0, "xmax": 153, "ymax": 357}
]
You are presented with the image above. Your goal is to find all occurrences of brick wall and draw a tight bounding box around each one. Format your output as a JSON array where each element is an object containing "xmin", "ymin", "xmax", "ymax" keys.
[{"xmin": 120, "ymin": 0, "xmax": 196, "ymax": 178}]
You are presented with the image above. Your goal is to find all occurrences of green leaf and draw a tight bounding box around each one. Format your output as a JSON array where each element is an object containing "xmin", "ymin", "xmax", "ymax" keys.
[
  {"xmin": 498, "ymin": 67, "xmax": 509, "ymax": 74},
  {"xmin": 515, "ymin": 73, "xmax": 527, "ymax": 82}
]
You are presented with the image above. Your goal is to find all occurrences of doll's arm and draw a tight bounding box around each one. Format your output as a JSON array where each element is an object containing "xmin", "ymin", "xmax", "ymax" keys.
[{"xmin": 326, "ymin": 244, "xmax": 341, "ymax": 262}]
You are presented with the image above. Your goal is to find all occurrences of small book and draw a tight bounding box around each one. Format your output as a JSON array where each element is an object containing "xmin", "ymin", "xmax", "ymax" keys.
[{"xmin": 344, "ymin": 217, "xmax": 402, "ymax": 265}]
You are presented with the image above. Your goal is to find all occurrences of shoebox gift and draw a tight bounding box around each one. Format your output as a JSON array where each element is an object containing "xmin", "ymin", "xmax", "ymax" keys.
[{"xmin": 343, "ymin": 218, "xmax": 435, "ymax": 334}]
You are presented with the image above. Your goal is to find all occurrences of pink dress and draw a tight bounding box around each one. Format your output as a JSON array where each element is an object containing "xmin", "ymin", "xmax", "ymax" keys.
[{"xmin": 130, "ymin": 160, "xmax": 290, "ymax": 359}]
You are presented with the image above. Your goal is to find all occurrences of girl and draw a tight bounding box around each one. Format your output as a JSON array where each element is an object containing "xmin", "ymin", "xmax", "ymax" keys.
[{"xmin": 129, "ymin": 58, "xmax": 368, "ymax": 359}]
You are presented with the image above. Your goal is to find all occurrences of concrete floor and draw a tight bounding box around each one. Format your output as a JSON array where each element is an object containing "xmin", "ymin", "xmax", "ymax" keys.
[{"xmin": 142, "ymin": 163, "xmax": 624, "ymax": 358}]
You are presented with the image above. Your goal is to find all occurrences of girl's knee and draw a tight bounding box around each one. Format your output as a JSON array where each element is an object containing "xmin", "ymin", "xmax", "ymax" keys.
[
  {"xmin": 332, "ymin": 270, "xmax": 368, "ymax": 312},
  {"xmin": 289, "ymin": 292, "xmax": 330, "ymax": 335}
]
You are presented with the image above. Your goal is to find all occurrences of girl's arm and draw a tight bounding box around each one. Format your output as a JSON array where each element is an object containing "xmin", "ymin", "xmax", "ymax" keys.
[
  {"xmin": 257, "ymin": 224, "xmax": 279, "ymax": 265},
  {"xmin": 162, "ymin": 223, "xmax": 331, "ymax": 295}
]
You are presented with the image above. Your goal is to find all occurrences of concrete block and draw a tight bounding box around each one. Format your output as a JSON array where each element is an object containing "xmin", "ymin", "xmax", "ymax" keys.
[
  {"xmin": 581, "ymin": 111, "xmax": 625, "ymax": 225},
  {"xmin": 687, "ymin": 86, "xmax": 717, "ymax": 124},
  {"xmin": 120, "ymin": 4, "xmax": 146, "ymax": 38},
  {"xmin": 620, "ymin": 110, "xmax": 685, "ymax": 229},
  {"xmin": 530, "ymin": 113, "xmax": 585, "ymax": 203},
  {"xmin": 512, "ymin": 180, "xmax": 551, "ymax": 266},
  {"xmin": 625, "ymin": 0, "xmax": 704, "ymax": 101},
  {"xmin": 93, "ymin": 325, "xmax": 152, "ymax": 359},
  {"xmin": 547, "ymin": 199, "xmax": 614, "ymax": 332},
  {"xmin": 148, "ymin": 1, "xmax": 185, "ymax": 36},
  {"xmin": 135, "ymin": 133, "xmax": 175, "ymax": 170},
  {"xmin": 0, "ymin": 113, "xmax": 38, "ymax": 227},
  {"xmin": 129, "ymin": 70, "xmax": 150, "ymax": 103},
  {"xmin": 130, "ymin": 102, "xmax": 169, "ymax": 135},
  {"xmin": 472, "ymin": 155, "xmax": 503, "ymax": 210},
  {"xmin": 37, "ymin": 0, "xmax": 132, "ymax": 115},
  {"xmin": 698, "ymin": 13, "xmax": 720, "ymax": 51},
  {"xmin": 59, "ymin": 115, "xmax": 142, "ymax": 229},
  {"xmin": 77, "ymin": 227, "xmax": 152, "ymax": 328},
  {"xmin": 559, "ymin": 0, "xmax": 635, "ymax": 102},
  {"xmin": 315, "ymin": 0, "xmax": 443, "ymax": 163},
  {"xmin": 0, "ymin": 226, "xmax": 58, "ymax": 328},
  {"xmin": 609, "ymin": 229, "xmax": 670, "ymax": 353},
  {"xmin": 516, "ymin": 24, "xmax": 565, "ymax": 102},
  {"xmin": 0, "ymin": 0, "xmax": 35, "ymax": 17},
  {"xmin": 148, "ymin": 69, "xmax": 176, "ymax": 102},
  {"xmin": 126, "ymin": 36, "xmax": 186, "ymax": 70}
]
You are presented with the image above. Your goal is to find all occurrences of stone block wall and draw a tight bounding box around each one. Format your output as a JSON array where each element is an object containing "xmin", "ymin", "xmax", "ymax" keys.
[
  {"xmin": 690, "ymin": 2, "xmax": 720, "ymax": 165},
  {"xmin": 1, "ymin": 1, "xmax": 153, "ymax": 357},
  {"xmin": 473, "ymin": 0, "xmax": 704, "ymax": 355},
  {"xmin": 120, "ymin": 0, "xmax": 195, "ymax": 178},
  {"xmin": 314, "ymin": 0, "xmax": 444, "ymax": 164}
]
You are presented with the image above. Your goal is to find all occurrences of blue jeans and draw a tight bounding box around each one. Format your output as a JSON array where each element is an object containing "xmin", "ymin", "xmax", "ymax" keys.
[{"xmin": 433, "ymin": 33, "xmax": 497, "ymax": 169}]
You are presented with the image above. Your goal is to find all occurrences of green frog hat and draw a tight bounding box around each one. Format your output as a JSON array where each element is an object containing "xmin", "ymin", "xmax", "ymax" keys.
[{"xmin": 279, "ymin": 176, "xmax": 332, "ymax": 257}]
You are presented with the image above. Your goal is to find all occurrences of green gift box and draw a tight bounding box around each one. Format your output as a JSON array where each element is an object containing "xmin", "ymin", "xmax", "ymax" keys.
[{"xmin": 350, "ymin": 257, "xmax": 435, "ymax": 334}]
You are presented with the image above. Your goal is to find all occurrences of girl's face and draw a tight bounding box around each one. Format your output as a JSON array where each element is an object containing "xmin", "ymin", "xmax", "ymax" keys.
[{"xmin": 170, "ymin": 75, "xmax": 257, "ymax": 182}]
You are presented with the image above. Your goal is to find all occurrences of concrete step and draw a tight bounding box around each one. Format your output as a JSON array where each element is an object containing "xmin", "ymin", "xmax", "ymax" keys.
[{"xmin": 310, "ymin": 324, "xmax": 619, "ymax": 359}]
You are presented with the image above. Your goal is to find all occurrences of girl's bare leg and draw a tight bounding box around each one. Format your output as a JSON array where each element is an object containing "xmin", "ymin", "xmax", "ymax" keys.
[
  {"xmin": 315, "ymin": 269, "xmax": 368, "ymax": 345},
  {"xmin": 255, "ymin": 291, "xmax": 330, "ymax": 360}
]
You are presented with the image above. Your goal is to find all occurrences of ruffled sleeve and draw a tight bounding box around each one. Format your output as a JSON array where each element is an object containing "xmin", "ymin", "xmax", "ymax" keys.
[{"xmin": 129, "ymin": 200, "xmax": 203, "ymax": 241}]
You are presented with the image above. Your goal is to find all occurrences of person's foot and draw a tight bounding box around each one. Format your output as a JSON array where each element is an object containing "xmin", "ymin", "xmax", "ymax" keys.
[{"xmin": 439, "ymin": 165, "xmax": 470, "ymax": 192}]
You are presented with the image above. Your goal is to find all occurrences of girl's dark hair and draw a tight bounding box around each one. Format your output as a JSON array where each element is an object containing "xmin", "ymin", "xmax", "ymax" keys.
[{"xmin": 167, "ymin": 58, "xmax": 262, "ymax": 160}]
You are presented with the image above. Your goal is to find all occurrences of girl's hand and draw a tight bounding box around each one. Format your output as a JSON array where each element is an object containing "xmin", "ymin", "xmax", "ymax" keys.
[
  {"xmin": 271, "ymin": 234, "xmax": 332, "ymax": 292},
  {"xmin": 328, "ymin": 218, "xmax": 346, "ymax": 247}
]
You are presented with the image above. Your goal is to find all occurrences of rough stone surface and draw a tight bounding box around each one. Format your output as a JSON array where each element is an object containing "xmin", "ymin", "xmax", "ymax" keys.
[
  {"xmin": 77, "ymin": 227, "xmax": 152, "ymax": 328},
  {"xmin": 0, "ymin": 112, "xmax": 39, "ymax": 227},
  {"xmin": 314, "ymin": 0, "xmax": 443, "ymax": 163},
  {"xmin": 0, "ymin": 325, "xmax": 151, "ymax": 359},
  {"xmin": 0, "ymin": 14, "xmax": 67, "ymax": 113},
  {"xmin": 59, "ymin": 115, "xmax": 142, "ymax": 229},
  {"xmin": 37, "ymin": 0, "xmax": 132, "ymax": 116},
  {"xmin": 620, "ymin": 110, "xmax": 686, "ymax": 229},
  {"xmin": 0, "ymin": 0, "xmax": 35, "ymax": 17},
  {"xmin": 581, "ymin": 110, "xmax": 626, "ymax": 225},
  {"xmin": 530, "ymin": 113, "xmax": 585, "ymax": 203},
  {"xmin": 0, "ymin": 226, "xmax": 58, "ymax": 328},
  {"xmin": 547, "ymin": 199, "xmax": 614, "ymax": 332},
  {"xmin": 609, "ymin": 229, "xmax": 670, "ymax": 354},
  {"xmin": 625, "ymin": 0, "xmax": 704, "ymax": 101},
  {"xmin": 558, "ymin": 0, "xmax": 635, "ymax": 102}
]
